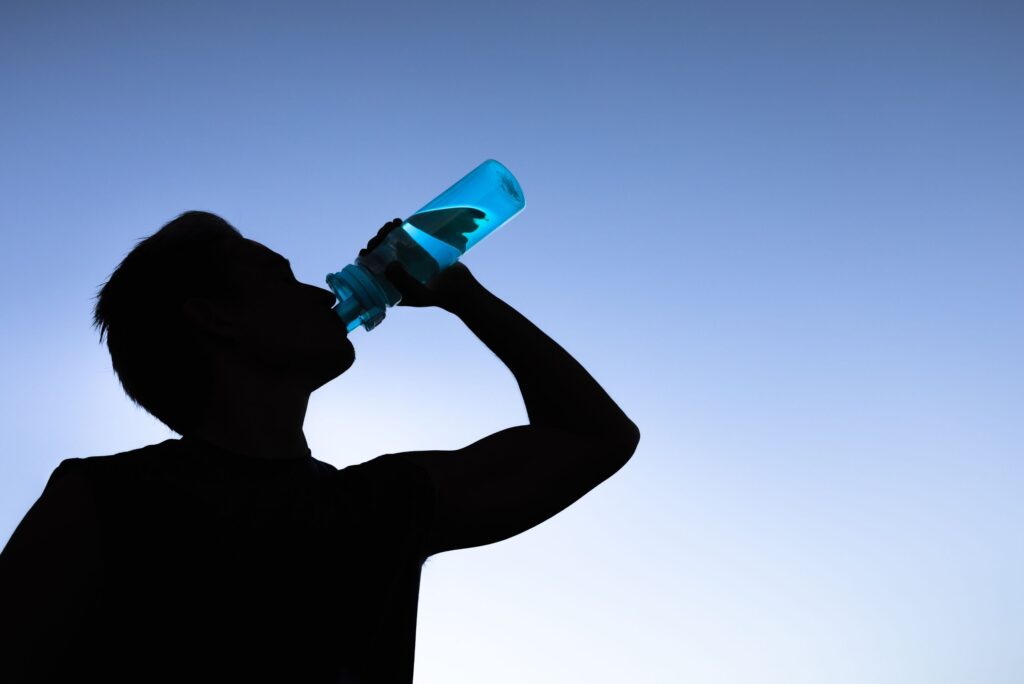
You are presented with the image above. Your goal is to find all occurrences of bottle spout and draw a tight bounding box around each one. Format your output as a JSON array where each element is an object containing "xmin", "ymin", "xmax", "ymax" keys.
[
  {"xmin": 326, "ymin": 265, "xmax": 389, "ymax": 332},
  {"xmin": 332, "ymin": 298, "xmax": 364, "ymax": 333}
]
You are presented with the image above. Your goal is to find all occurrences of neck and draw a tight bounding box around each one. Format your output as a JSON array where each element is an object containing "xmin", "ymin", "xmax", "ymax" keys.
[{"xmin": 186, "ymin": 359, "xmax": 312, "ymax": 461}]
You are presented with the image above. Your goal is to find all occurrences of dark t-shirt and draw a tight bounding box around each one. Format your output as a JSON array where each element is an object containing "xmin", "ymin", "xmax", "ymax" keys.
[{"xmin": 39, "ymin": 436, "xmax": 437, "ymax": 683}]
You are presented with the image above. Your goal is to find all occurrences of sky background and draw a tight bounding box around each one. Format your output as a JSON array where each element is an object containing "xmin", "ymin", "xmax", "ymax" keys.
[{"xmin": 1, "ymin": 1, "xmax": 1022, "ymax": 682}]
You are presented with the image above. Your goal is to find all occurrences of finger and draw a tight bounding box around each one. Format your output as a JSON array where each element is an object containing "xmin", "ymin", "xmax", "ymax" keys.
[
  {"xmin": 385, "ymin": 261, "xmax": 422, "ymax": 292},
  {"xmin": 363, "ymin": 220, "xmax": 405, "ymax": 256},
  {"xmin": 384, "ymin": 266, "xmax": 415, "ymax": 302},
  {"xmin": 365, "ymin": 223, "xmax": 393, "ymax": 251},
  {"xmin": 385, "ymin": 260, "xmax": 409, "ymax": 282}
]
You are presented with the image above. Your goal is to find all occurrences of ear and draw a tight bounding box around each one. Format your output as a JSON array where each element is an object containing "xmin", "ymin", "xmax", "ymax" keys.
[{"xmin": 182, "ymin": 297, "xmax": 238, "ymax": 341}]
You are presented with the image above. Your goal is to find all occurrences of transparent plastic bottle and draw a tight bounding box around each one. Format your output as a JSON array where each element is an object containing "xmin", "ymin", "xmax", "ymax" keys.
[{"xmin": 326, "ymin": 159, "xmax": 526, "ymax": 332}]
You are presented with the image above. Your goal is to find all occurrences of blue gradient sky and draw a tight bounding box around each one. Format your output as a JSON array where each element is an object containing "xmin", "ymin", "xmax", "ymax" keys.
[{"xmin": 2, "ymin": 2, "xmax": 1022, "ymax": 682}]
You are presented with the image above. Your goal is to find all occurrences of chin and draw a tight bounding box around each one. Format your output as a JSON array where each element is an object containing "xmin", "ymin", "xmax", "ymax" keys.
[
  {"xmin": 325, "ymin": 344, "xmax": 356, "ymax": 382},
  {"xmin": 301, "ymin": 334, "xmax": 355, "ymax": 388}
]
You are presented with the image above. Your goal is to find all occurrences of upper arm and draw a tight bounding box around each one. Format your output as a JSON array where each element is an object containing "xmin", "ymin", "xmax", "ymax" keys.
[
  {"xmin": 0, "ymin": 460, "xmax": 103, "ymax": 675},
  {"xmin": 393, "ymin": 424, "xmax": 639, "ymax": 557}
]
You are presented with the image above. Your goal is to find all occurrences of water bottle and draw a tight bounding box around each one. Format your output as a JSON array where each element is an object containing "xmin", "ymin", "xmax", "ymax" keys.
[{"xmin": 326, "ymin": 159, "xmax": 526, "ymax": 332}]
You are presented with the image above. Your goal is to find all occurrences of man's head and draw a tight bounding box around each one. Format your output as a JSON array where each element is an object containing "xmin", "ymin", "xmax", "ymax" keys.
[{"xmin": 92, "ymin": 211, "xmax": 354, "ymax": 436}]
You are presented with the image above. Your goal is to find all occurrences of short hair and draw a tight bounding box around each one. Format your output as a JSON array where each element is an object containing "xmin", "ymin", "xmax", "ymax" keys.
[{"xmin": 92, "ymin": 211, "xmax": 245, "ymax": 436}]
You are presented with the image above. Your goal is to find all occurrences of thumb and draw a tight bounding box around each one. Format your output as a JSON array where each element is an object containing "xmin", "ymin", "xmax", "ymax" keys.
[
  {"xmin": 385, "ymin": 260, "xmax": 409, "ymax": 284},
  {"xmin": 384, "ymin": 261, "xmax": 425, "ymax": 296},
  {"xmin": 384, "ymin": 261, "xmax": 435, "ymax": 308}
]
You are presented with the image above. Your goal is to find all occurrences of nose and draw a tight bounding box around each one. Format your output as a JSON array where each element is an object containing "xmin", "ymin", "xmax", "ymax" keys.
[
  {"xmin": 318, "ymin": 287, "xmax": 337, "ymax": 308},
  {"xmin": 305, "ymin": 283, "xmax": 338, "ymax": 308}
]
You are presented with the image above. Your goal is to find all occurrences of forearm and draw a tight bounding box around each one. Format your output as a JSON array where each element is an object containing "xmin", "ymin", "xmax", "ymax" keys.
[{"xmin": 445, "ymin": 277, "xmax": 639, "ymax": 451}]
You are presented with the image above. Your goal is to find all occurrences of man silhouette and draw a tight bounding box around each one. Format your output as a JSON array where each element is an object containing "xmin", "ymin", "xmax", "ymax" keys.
[{"xmin": 0, "ymin": 211, "xmax": 640, "ymax": 683}]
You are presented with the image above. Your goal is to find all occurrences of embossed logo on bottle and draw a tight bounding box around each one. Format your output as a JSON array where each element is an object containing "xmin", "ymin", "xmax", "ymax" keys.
[{"xmin": 501, "ymin": 173, "xmax": 522, "ymax": 203}]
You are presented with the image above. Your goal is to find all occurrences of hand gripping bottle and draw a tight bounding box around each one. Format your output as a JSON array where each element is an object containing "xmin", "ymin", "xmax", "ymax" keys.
[{"xmin": 326, "ymin": 159, "xmax": 526, "ymax": 332}]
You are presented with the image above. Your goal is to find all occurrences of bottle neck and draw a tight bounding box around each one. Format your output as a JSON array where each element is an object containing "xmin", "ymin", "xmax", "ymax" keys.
[{"xmin": 326, "ymin": 264, "xmax": 390, "ymax": 332}]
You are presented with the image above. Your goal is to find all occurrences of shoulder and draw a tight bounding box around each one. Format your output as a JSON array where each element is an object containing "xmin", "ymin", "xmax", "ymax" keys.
[
  {"xmin": 1, "ymin": 456, "xmax": 107, "ymax": 580},
  {"xmin": 0, "ymin": 454, "xmax": 112, "ymax": 678},
  {"xmin": 24, "ymin": 439, "xmax": 178, "ymax": 528},
  {"xmin": 59, "ymin": 438, "xmax": 183, "ymax": 479},
  {"xmin": 23, "ymin": 458, "xmax": 98, "ymax": 528}
]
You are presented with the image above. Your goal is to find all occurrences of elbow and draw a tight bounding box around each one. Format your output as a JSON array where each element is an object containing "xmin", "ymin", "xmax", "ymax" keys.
[
  {"xmin": 607, "ymin": 420, "xmax": 640, "ymax": 462},
  {"xmin": 599, "ymin": 423, "xmax": 639, "ymax": 478},
  {"xmin": 624, "ymin": 421, "xmax": 641, "ymax": 456}
]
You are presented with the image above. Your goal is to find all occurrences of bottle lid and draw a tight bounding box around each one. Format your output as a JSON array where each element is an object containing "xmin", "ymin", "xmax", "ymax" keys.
[{"xmin": 337, "ymin": 264, "xmax": 388, "ymax": 331}]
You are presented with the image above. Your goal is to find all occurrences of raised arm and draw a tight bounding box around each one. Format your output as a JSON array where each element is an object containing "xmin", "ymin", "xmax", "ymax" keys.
[
  {"xmin": 423, "ymin": 264, "xmax": 639, "ymax": 449},
  {"xmin": 373, "ymin": 224, "xmax": 640, "ymax": 556}
]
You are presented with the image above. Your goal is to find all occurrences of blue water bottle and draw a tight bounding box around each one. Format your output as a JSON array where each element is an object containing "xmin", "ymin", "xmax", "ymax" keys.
[{"xmin": 326, "ymin": 159, "xmax": 526, "ymax": 332}]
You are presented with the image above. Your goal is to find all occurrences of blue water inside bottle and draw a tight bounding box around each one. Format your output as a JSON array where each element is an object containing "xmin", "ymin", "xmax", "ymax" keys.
[
  {"xmin": 405, "ymin": 161, "xmax": 523, "ymax": 256},
  {"xmin": 401, "ymin": 222, "xmax": 463, "ymax": 270},
  {"xmin": 327, "ymin": 159, "xmax": 525, "ymax": 332}
]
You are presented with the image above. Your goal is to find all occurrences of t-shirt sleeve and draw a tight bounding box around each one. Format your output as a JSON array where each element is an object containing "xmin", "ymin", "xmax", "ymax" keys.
[
  {"xmin": 337, "ymin": 453, "xmax": 437, "ymax": 562},
  {"xmin": 0, "ymin": 458, "xmax": 103, "ymax": 681},
  {"xmin": 4, "ymin": 458, "xmax": 100, "ymax": 559}
]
